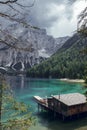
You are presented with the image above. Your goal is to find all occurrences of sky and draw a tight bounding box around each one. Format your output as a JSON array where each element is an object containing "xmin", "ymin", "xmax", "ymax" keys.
[
  {"xmin": 25, "ymin": 0, "xmax": 87, "ymax": 38},
  {"xmin": 1, "ymin": 0, "xmax": 87, "ymax": 38}
]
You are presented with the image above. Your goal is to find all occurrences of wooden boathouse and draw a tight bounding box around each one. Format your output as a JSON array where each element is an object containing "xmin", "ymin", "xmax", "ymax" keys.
[{"xmin": 34, "ymin": 93, "xmax": 87, "ymax": 119}]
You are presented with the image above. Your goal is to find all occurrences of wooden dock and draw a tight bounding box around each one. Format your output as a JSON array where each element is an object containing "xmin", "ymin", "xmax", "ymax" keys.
[
  {"xmin": 34, "ymin": 93, "xmax": 87, "ymax": 120},
  {"xmin": 34, "ymin": 96, "xmax": 53, "ymax": 111}
]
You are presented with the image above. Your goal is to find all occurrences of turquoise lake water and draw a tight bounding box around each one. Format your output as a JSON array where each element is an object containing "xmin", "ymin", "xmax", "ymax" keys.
[{"xmin": 6, "ymin": 76, "xmax": 87, "ymax": 130}]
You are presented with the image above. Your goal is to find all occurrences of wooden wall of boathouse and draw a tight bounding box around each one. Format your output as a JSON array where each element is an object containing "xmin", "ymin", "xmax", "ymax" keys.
[
  {"xmin": 67, "ymin": 104, "xmax": 87, "ymax": 116},
  {"xmin": 50, "ymin": 97, "xmax": 87, "ymax": 117}
]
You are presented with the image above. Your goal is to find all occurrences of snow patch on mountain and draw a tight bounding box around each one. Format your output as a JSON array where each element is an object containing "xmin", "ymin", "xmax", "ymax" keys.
[
  {"xmin": 38, "ymin": 48, "xmax": 51, "ymax": 58},
  {"xmin": 0, "ymin": 23, "xmax": 69, "ymax": 73}
]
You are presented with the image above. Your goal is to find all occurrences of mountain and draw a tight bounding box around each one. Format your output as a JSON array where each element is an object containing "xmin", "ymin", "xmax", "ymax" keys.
[
  {"xmin": 55, "ymin": 36, "xmax": 69, "ymax": 50},
  {"xmin": 0, "ymin": 23, "xmax": 69, "ymax": 73},
  {"xmin": 27, "ymin": 33, "xmax": 87, "ymax": 79}
]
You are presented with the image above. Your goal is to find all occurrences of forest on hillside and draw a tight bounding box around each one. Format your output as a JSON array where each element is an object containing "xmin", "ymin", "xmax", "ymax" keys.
[{"xmin": 27, "ymin": 34, "xmax": 87, "ymax": 79}]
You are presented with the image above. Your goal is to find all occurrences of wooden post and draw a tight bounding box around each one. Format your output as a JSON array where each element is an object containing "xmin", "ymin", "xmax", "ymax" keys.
[
  {"xmin": 62, "ymin": 115, "xmax": 65, "ymax": 121},
  {"xmin": 77, "ymin": 113, "xmax": 79, "ymax": 118},
  {"xmin": 54, "ymin": 111, "xmax": 56, "ymax": 119},
  {"xmin": 70, "ymin": 115, "xmax": 72, "ymax": 120},
  {"xmin": 38, "ymin": 104, "xmax": 39, "ymax": 112},
  {"xmin": 41, "ymin": 106, "xmax": 43, "ymax": 112}
]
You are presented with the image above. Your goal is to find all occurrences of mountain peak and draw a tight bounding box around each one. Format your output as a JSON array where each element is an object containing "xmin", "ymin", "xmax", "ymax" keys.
[{"xmin": 0, "ymin": 23, "xmax": 69, "ymax": 73}]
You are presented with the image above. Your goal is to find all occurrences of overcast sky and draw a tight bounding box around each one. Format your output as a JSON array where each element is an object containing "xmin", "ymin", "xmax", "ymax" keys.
[
  {"xmin": 24, "ymin": 0, "xmax": 86, "ymax": 38},
  {"xmin": 1, "ymin": 0, "xmax": 86, "ymax": 38}
]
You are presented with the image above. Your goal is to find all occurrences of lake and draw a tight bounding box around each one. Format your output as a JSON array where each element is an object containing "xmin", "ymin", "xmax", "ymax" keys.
[{"xmin": 6, "ymin": 76, "xmax": 87, "ymax": 130}]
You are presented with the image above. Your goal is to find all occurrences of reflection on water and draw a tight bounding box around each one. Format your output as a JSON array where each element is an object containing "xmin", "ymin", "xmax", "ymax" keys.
[
  {"xmin": 6, "ymin": 76, "xmax": 87, "ymax": 130},
  {"xmin": 20, "ymin": 76, "xmax": 24, "ymax": 89}
]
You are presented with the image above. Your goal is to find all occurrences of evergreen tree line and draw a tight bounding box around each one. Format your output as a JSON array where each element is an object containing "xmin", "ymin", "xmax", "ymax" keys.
[{"xmin": 27, "ymin": 36, "xmax": 87, "ymax": 79}]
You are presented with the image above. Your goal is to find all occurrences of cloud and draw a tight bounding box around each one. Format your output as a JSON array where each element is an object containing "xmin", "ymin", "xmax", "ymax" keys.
[
  {"xmin": 0, "ymin": 0, "xmax": 86, "ymax": 37},
  {"xmin": 26, "ymin": 0, "xmax": 86, "ymax": 37},
  {"xmin": 29, "ymin": 0, "xmax": 73, "ymax": 27},
  {"xmin": 47, "ymin": 0, "xmax": 87, "ymax": 37}
]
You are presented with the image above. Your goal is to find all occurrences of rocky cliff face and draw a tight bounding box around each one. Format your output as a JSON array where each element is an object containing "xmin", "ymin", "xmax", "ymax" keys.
[
  {"xmin": 55, "ymin": 36, "xmax": 70, "ymax": 50},
  {"xmin": 0, "ymin": 23, "xmax": 69, "ymax": 72}
]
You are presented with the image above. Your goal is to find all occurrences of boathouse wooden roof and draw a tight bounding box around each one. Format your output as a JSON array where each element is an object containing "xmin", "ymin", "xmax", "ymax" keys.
[{"xmin": 52, "ymin": 93, "xmax": 86, "ymax": 106}]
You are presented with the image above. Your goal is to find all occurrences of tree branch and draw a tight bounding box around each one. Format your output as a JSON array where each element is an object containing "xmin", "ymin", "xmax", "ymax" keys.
[
  {"xmin": 0, "ymin": 0, "xmax": 37, "ymax": 52},
  {"xmin": 8, "ymin": 4, "xmax": 23, "ymax": 15},
  {"xmin": 16, "ymin": 0, "xmax": 35, "ymax": 8},
  {"xmin": 0, "ymin": 28, "xmax": 34, "ymax": 52},
  {"xmin": 0, "ymin": 11, "xmax": 40, "ymax": 31},
  {"xmin": 0, "ymin": 0, "xmax": 18, "ymax": 4},
  {"xmin": 0, "ymin": 38, "xmax": 34, "ymax": 52},
  {"xmin": 0, "ymin": 12, "xmax": 31, "ymax": 28}
]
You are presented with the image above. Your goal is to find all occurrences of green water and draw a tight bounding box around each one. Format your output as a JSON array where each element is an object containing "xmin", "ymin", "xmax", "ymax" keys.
[{"xmin": 6, "ymin": 76, "xmax": 87, "ymax": 130}]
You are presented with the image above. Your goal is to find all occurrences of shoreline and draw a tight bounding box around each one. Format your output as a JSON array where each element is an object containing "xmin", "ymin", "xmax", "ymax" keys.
[{"xmin": 60, "ymin": 78, "xmax": 84, "ymax": 83}]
